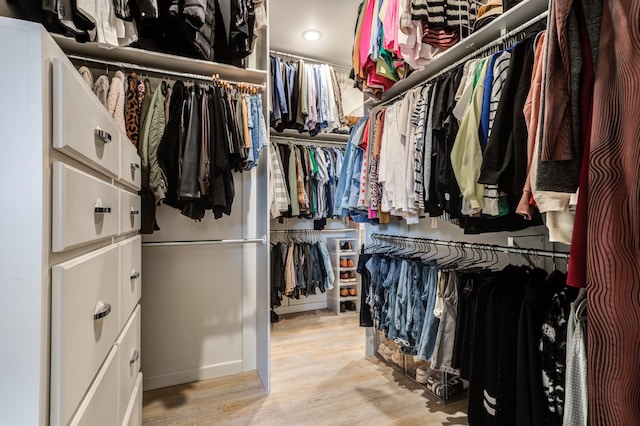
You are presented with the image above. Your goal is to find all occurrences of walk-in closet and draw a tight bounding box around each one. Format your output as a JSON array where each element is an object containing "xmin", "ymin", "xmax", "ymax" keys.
[{"xmin": 0, "ymin": 0, "xmax": 638, "ymax": 425}]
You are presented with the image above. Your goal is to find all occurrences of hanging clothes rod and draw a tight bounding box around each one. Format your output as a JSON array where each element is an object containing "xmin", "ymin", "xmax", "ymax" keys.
[
  {"xmin": 271, "ymin": 229, "xmax": 357, "ymax": 234},
  {"xmin": 67, "ymin": 54, "xmax": 266, "ymax": 90},
  {"xmin": 378, "ymin": 10, "xmax": 549, "ymax": 107},
  {"xmin": 142, "ymin": 236, "xmax": 267, "ymax": 247},
  {"xmin": 370, "ymin": 233, "xmax": 569, "ymax": 259},
  {"xmin": 269, "ymin": 50, "xmax": 352, "ymax": 71},
  {"xmin": 270, "ymin": 129, "xmax": 350, "ymax": 143},
  {"xmin": 271, "ymin": 136, "xmax": 348, "ymax": 147}
]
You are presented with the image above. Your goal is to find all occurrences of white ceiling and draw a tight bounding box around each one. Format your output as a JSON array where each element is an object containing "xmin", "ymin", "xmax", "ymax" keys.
[{"xmin": 269, "ymin": 0, "xmax": 361, "ymax": 67}]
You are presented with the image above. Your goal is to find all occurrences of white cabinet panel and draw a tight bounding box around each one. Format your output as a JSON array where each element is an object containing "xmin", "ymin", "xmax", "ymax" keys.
[
  {"xmin": 116, "ymin": 306, "xmax": 141, "ymax": 425},
  {"xmin": 68, "ymin": 347, "xmax": 119, "ymax": 426},
  {"xmin": 52, "ymin": 162, "xmax": 119, "ymax": 252},
  {"xmin": 119, "ymin": 137, "xmax": 141, "ymax": 191},
  {"xmin": 118, "ymin": 189, "xmax": 141, "ymax": 235},
  {"xmin": 51, "ymin": 245, "xmax": 120, "ymax": 426},
  {"xmin": 119, "ymin": 236, "xmax": 142, "ymax": 325},
  {"xmin": 121, "ymin": 373, "xmax": 143, "ymax": 426},
  {"xmin": 52, "ymin": 58, "xmax": 120, "ymax": 178}
]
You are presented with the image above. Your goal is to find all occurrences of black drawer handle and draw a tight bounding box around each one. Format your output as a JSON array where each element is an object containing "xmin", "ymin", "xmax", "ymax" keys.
[
  {"xmin": 130, "ymin": 271, "xmax": 140, "ymax": 280},
  {"xmin": 131, "ymin": 162, "xmax": 140, "ymax": 170},
  {"xmin": 130, "ymin": 350, "xmax": 140, "ymax": 364},
  {"xmin": 94, "ymin": 128, "xmax": 112, "ymax": 143},
  {"xmin": 93, "ymin": 303, "xmax": 112, "ymax": 320},
  {"xmin": 130, "ymin": 207, "xmax": 140, "ymax": 215},
  {"xmin": 94, "ymin": 207, "xmax": 112, "ymax": 214}
]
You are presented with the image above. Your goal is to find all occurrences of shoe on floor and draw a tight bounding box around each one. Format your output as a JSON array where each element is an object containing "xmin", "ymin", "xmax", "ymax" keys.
[{"xmin": 415, "ymin": 365, "xmax": 430, "ymax": 384}]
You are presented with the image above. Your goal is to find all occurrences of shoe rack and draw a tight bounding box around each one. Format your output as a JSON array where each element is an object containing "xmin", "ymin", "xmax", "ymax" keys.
[{"xmin": 327, "ymin": 238, "xmax": 361, "ymax": 315}]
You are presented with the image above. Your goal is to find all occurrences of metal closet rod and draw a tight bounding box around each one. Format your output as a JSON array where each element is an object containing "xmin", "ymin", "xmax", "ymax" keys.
[
  {"xmin": 370, "ymin": 233, "xmax": 569, "ymax": 259},
  {"xmin": 67, "ymin": 54, "xmax": 266, "ymax": 90},
  {"xmin": 378, "ymin": 10, "xmax": 549, "ymax": 107},
  {"xmin": 142, "ymin": 236, "xmax": 267, "ymax": 247},
  {"xmin": 271, "ymin": 229, "xmax": 357, "ymax": 234},
  {"xmin": 271, "ymin": 136, "xmax": 348, "ymax": 147},
  {"xmin": 269, "ymin": 50, "xmax": 352, "ymax": 71}
]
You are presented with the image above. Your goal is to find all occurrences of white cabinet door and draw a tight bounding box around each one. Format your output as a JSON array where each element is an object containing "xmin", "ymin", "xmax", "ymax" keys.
[
  {"xmin": 52, "ymin": 162, "xmax": 119, "ymax": 252},
  {"xmin": 52, "ymin": 58, "xmax": 120, "ymax": 178},
  {"xmin": 116, "ymin": 306, "xmax": 141, "ymax": 425},
  {"xmin": 68, "ymin": 347, "xmax": 119, "ymax": 426},
  {"xmin": 51, "ymin": 244, "xmax": 120, "ymax": 426},
  {"xmin": 119, "ymin": 236, "xmax": 142, "ymax": 325},
  {"xmin": 118, "ymin": 189, "xmax": 142, "ymax": 236}
]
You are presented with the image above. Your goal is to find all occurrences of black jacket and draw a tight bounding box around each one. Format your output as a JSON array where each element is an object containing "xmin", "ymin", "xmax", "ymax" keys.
[{"xmin": 158, "ymin": 80, "xmax": 186, "ymax": 209}]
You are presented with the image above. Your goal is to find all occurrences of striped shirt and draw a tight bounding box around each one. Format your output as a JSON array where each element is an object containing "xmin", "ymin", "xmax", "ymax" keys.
[
  {"xmin": 269, "ymin": 143, "xmax": 291, "ymax": 218},
  {"xmin": 412, "ymin": 85, "xmax": 432, "ymax": 212}
]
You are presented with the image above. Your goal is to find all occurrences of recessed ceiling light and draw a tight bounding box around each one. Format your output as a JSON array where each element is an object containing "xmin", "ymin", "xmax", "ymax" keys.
[{"xmin": 303, "ymin": 30, "xmax": 322, "ymax": 41}]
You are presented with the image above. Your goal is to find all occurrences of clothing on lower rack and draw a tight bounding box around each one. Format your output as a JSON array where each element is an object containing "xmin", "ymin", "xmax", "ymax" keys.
[
  {"xmin": 270, "ymin": 142, "xmax": 345, "ymax": 222},
  {"xmin": 270, "ymin": 241, "xmax": 335, "ymax": 307}
]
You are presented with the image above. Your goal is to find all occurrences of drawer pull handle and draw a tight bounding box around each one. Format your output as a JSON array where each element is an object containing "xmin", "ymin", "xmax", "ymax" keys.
[
  {"xmin": 94, "ymin": 128, "xmax": 112, "ymax": 143},
  {"xmin": 131, "ymin": 162, "xmax": 140, "ymax": 170},
  {"xmin": 130, "ymin": 271, "xmax": 141, "ymax": 280},
  {"xmin": 130, "ymin": 207, "xmax": 140, "ymax": 215},
  {"xmin": 94, "ymin": 206, "xmax": 112, "ymax": 214},
  {"xmin": 93, "ymin": 303, "xmax": 112, "ymax": 320},
  {"xmin": 130, "ymin": 350, "xmax": 140, "ymax": 364}
]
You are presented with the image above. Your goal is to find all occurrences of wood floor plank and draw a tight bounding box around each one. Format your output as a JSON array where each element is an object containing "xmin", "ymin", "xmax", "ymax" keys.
[{"xmin": 143, "ymin": 310, "xmax": 469, "ymax": 425}]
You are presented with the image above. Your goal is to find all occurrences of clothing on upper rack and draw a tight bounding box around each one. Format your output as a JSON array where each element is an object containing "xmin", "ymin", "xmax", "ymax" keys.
[
  {"xmin": 270, "ymin": 240, "xmax": 335, "ymax": 309},
  {"xmin": 360, "ymin": 235, "xmax": 585, "ymax": 421},
  {"xmin": 11, "ymin": 0, "xmax": 265, "ymax": 67},
  {"xmin": 269, "ymin": 141, "xmax": 345, "ymax": 223},
  {"xmin": 351, "ymin": 0, "xmax": 494, "ymax": 98},
  {"xmin": 269, "ymin": 55, "xmax": 348, "ymax": 136}
]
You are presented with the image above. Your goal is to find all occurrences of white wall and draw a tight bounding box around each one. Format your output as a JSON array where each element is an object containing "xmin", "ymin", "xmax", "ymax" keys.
[{"xmin": 336, "ymin": 69, "xmax": 364, "ymax": 117}]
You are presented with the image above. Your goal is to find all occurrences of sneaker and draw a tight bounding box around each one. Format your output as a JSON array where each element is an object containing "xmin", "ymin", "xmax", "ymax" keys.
[
  {"xmin": 340, "ymin": 258, "xmax": 348, "ymax": 268},
  {"xmin": 340, "ymin": 272, "xmax": 348, "ymax": 281},
  {"xmin": 392, "ymin": 348, "xmax": 404, "ymax": 366},
  {"xmin": 340, "ymin": 288, "xmax": 349, "ymax": 297},
  {"xmin": 345, "ymin": 301, "xmax": 357, "ymax": 311},
  {"xmin": 415, "ymin": 365, "xmax": 430, "ymax": 384},
  {"xmin": 348, "ymin": 288, "xmax": 357, "ymax": 296},
  {"xmin": 340, "ymin": 302, "xmax": 346, "ymax": 313},
  {"xmin": 340, "ymin": 242, "xmax": 352, "ymax": 251},
  {"xmin": 347, "ymin": 259, "xmax": 355, "ymax": 267},
  {"xmin": 378, "ymin": 342, "xmax": 394, "ymax": 362}
]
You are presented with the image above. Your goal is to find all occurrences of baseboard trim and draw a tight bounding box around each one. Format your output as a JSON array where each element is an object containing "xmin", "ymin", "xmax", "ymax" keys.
[
  {"xmin": 275, "ymin": 302, "xmax": 328, "ymax": 315},
  {"xmin": 143, "ymin": 360, "xmax": 243, "ymax": 391}
]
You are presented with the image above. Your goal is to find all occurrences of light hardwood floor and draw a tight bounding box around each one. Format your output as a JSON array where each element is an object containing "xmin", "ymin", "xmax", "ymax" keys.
[{"xmin": 143, "ymin": 310, "xmax": 468, "ymax": 425}]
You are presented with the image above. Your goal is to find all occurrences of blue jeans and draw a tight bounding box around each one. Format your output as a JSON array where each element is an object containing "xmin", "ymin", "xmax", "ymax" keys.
[
  {"xmin": 417, "ymin": 265, "xmax": 440, "ymax": 361},
  {"xmin": 384, "ymin": 258, "xmax": 401, "ymax": 340}
]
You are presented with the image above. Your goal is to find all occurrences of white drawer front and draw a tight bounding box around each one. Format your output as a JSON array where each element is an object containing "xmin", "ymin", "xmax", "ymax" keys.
[
  {"xmin": 119, "ymin": 236, "xmax": 142, "ymax": 324},
  {"xmin": 52, "ymin": 58, "xmax": 120, "ymax": 178},
  {"xmin": 51, "ymin": 245, "xmax": 120, "ymax": 426},
  {"xmin": 119, "ymin": 190, "xmax": 141, "ymax": 235},
  {"xmin": 69, "ymin": 347, "xmax": 119, "ymax": 426},
  {"xmin": 52, "ymin": 162, "xmax": 119, "ymax": 252},
  {"xmin": 117, "ymin": 306, "xmax": 141, "ymax": 425},
  {"xmin": 122, "ymin": 373, "xmax": 143, "ymax": 426},
  {"xmin": 119, "ymin": 137, "xmax": 142, "ymax": 190}
]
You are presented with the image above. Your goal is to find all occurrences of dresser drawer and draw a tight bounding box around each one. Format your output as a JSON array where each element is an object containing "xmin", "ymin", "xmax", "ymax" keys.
[
  {"xmin": 68, "ymin": 347, "xmax": 119, "ymax": 426},
  {"xmin": 122, "ymin": 373, "xmax": 143, "ymax": 426},
  {"xmin": 117, "ymin": 306, "xmax": 141, "ymax": 425},
  {"xmin": 119, "ymin": 236, "xmax": 141, "ymax": 323},
  {"xmin": 52, "ymin": 58, "xmax": 120, "ymax": 178},
  {"xmin": 119, "ymin": 189, "xmax": 141, "ymax": 235},
  {"xmin": 52, "ymin": 162, "xmax": 119, "ymax": 252},
  {"xmin": 51, "ymin": 245, "xmax": 120, "ymax": 426},
  {"xmin": 119, "ymin": 137, "xmax": 142, "ymax": 191}
]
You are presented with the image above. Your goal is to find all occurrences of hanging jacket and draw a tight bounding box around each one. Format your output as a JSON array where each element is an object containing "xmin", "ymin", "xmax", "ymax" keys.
[
  {"xmin": 139, "ymin": 81, "xmax": 167, "ymax": 234},
  {"xmin": 158, "ymin": 80, "xmax": 187, "ymax": 209},
  {"xmin": 107, "ymin": 70, "xmax": 126, "ymax": 132},
  {"xmin": 210, "ymin": 86, "xmax": 235, "ymax": 218},
  {"xmin": 179, "ymin": 84, "xmax": 202, "ymax": 200}
]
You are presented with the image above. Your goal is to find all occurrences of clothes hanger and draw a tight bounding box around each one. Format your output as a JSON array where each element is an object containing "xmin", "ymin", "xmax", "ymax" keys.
[{"xmin": 576, "ymin": 298, "xmax": 587, "ymax": 322}]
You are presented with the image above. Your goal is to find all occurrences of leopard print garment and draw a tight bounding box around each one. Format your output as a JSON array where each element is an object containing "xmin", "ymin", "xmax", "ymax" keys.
[{"xmin": 126, "ymin": 72, "xmax": 141, "ymax": 147}]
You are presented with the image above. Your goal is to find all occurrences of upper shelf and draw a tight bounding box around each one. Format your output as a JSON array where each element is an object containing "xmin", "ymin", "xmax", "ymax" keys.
[
  {"xmin": 270, "ymin": 129, "xmax": 350, "ymax": 143},
  {"xmin": 51, "ymin": 34, "xmax": 268, "ymax": 85},
  {"xmin": 379, "ymin": 0, "xmax": 548, "ymax": 102}
]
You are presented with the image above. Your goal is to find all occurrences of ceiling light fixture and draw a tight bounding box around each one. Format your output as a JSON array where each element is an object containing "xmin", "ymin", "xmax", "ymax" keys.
[{"xmin": 302, "ymin": 30, "xmax": 322, "ymax": 41}]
